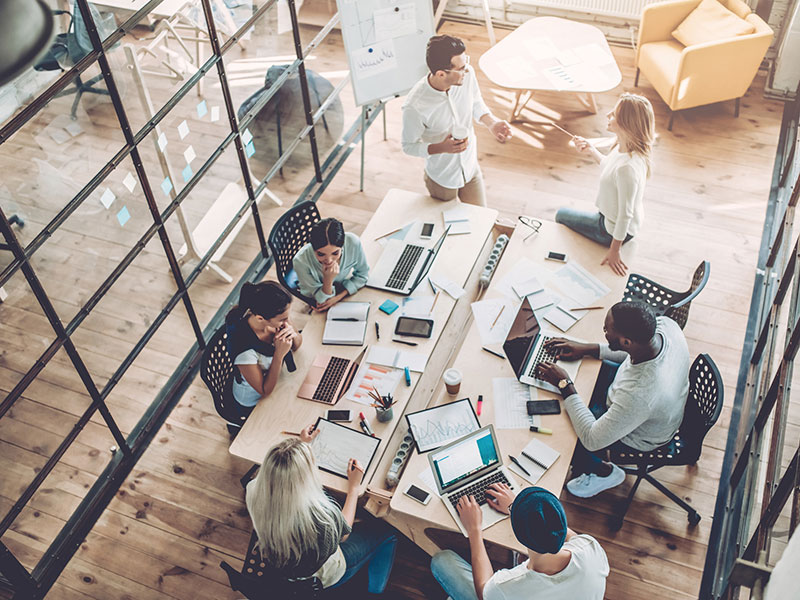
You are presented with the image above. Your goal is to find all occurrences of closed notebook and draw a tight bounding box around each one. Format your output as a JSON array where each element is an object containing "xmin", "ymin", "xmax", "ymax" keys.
[
  {"xmin": 508, "ymin": 438, "xmax": 560, "ymax": 485},
  {"xmin": 323, "ymin": 302, "xmax": 371, "ymax": 345}
]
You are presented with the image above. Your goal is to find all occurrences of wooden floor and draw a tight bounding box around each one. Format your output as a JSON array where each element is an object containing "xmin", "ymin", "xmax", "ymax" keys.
[{"xmin": 0, "ymin": 11, "xmax": 787, "ymax": 600}]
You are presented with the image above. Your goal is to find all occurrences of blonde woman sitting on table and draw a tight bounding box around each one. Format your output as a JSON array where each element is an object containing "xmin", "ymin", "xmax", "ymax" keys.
[
  {"xmin": 246, "ymin": 427, "xmax": 398, "ymax": 593},
  {"xmin": 555, "ymin": 93, "xmax": 655, "ymax": 276},
  {"xmin": 293, "ymin": 217, "xmax": 370, "ymax": 311},
  {"xmin": 225, "ymin": 281, "xmax": 302, "ymax": 420}
]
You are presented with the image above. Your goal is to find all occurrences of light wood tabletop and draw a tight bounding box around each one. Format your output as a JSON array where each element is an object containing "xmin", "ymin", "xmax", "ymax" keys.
[
  {"xmin": 386, "ymin": 218, "xmax": 634, "ymax": 555},
  {"xmin": 228, "ymin": 189, "xmax": 498, "ymax": 494},
  {"xmin": 478, "ymin": 16, "xmax": 622, "ymax": 119}
]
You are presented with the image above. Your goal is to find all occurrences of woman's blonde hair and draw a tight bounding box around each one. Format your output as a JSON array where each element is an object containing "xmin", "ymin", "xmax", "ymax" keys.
[
  {"xmin": 614, "ymin": 92, "xmax": 655, "ymax": 176},
  {"xmin": 247, "ymin": 438, "xmax": 343, "ymax": 567}
]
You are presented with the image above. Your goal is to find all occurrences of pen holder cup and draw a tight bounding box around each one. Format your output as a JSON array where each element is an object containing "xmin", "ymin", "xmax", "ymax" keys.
[{"xmin": 375, "ymin": 405, "xmax": 394, "ymax": 422}]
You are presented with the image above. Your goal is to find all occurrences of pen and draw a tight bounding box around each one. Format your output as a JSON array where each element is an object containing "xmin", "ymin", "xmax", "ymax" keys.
[
  {"xmin": 428, "ymin": 278, "xmax": 437, "ymax": 293},
  {"xmin": 404, "ymin": 366, "xmax": 411, "ymax": 386},
  {"xmin": 529, "ymin": 426, "xmax": 553, "ymax": 435},
  {"xmin": 521, "ymin": 450, "xmax": 549, "ymax": 470},
  {"xmin": 332, "ymin": 318, "xmax": 359, "ymax": 321},
  {"xmin": 281, "ymin": 431, "xmax": 301, "ymax": 436},
  {"xmin": 359, "ymin": 412, "xmax": 375, "ymax": 436},
  {"xmin": 394, "ymin": 339, "xmax": 418, "ymax": 346},
  {"xmin": 571, "ymin": 306, "xmax": 604, "ymax": 311},
  {"xmin": 509, "ymin": 455, "xmax": 531, "ymax": 477},
  {"xmin": 375, "ymin": 322, "xmax": 380, "ymax": 340},
  {"xmin": 476, "ymin": 394, "xmax": 483, "ymax": 416},
  {"xmin": 482, "ymin": 347, "xmax": 505, "ymax": 359}
]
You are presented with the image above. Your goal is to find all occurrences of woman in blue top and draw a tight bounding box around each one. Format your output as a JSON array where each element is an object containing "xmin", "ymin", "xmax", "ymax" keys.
[
  {"xmin": 293, "ymin": 218, "xmax": 370, "ymax": 312},
  {"xmin": 225, "ymin": 281, "xmax": 303, "ymax": 414}
]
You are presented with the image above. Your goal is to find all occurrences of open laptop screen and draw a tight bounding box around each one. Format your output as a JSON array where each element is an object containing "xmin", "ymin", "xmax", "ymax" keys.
[
  {"xmin": 502, "ymin": 297, "xmax": 540, "ymax": 379},
  {"xmin": 431, "ymin": 427, "xmax": 499, "ymax": 491}
]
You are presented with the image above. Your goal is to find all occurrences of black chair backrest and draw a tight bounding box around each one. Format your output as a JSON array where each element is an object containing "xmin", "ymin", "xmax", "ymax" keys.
[
  {"xmin": 680, "ymin": 353, "xmax": 723, "ymax": 461},
  {"xmin": 666, "ymin": 261, "xmax": 710, "ymax": 329},
  {"xmin": 200, "ymin": 325, "xmax": 246, "ymax": 426},
  {"xmin": 268, "ymin": 201, "xmax": 321, "ymax": 305}
]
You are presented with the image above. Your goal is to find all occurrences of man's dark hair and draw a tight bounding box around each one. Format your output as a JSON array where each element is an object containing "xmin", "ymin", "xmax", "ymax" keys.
[
  {"xmin": 426, "ymin": 35, "xmax": 466, "ymax": 74},
  {"xmin": 610, "ymin": 301, "xmax": 657, "ymax": 344}
]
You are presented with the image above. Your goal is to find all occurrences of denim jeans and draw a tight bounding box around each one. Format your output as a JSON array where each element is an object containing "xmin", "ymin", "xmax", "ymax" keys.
[
  {"xmin": 571, "ymin": 360, "xmax": 638, "ymax": 475},
  {"xmin": 554, "ymin": 207, "xmax": 633, "ymax": 248},
  {"xmin": 431, "ymin": 550, "xmax": 480, "ymax": 600},
  {"xmin": 329, "ymin": 518, "xmax": 398, "ymax": 593}
]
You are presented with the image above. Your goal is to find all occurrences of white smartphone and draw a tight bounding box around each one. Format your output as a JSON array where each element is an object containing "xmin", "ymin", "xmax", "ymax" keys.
[
  {"xmin": 545, "ymin": 251, "xmax": 568, "ymax": 263},
  {"xmin": 325, "ymin": 409, "xmax": 353, "ymax": 423},
  {"xmin": 420, "ymin": 223, "xmax": 435, "ymax": 239},
  {"xmin": 403, "ymin": 484, "xmax": 431, "ymax": 505}
]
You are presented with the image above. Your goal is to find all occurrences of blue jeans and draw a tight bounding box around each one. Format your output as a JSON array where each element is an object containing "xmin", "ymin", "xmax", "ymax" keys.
[
  {"xmin": 330, "ymin": 518, "xmax": 398, "ymax": 593},
  {"xmin": 555, "ymin": 207, "xmax": 633, "ymax": 247},
  {"xmin": 431, "ymin": 550, "xmax": 480, "ymax": 600}
]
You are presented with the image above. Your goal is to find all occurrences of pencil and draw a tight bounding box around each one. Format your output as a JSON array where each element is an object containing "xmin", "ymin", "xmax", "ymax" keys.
[
  {"xmin": 490, "ymin": 305, "xmax": 505, "ymax": 329},
  {"xmin": 430, "ymin": 291, "xmax": 441, "ymax": 313},
  {"xmin": 572, "ymin": 306, "xmax": 604, "ymax": 311},
  {"xmin": 281, "ymin": 431, "xmax": 301, "ymax": 436},
  {"xmin": 549, "ymin": 121, "xmax": 574, "ymax": 137},
  {"xmin": 374, "ymin": 225, "xmax": 403, "ymax": 240}
]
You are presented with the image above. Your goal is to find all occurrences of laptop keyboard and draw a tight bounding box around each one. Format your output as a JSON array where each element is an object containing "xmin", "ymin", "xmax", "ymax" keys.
[
  {"xmin": 385, "ymin": 244, "xmax": 424, "ymax": 289},
  {"xmin": 312, "ymin": 357, "xmax": 350, "ymax": 404},
  {"xmin": 448, "ymin": 471, "xmax": 511, "ymax": 508},
  {"xmin": 526, "ymin": 336, "xmax": 559, "ymax": 378}
]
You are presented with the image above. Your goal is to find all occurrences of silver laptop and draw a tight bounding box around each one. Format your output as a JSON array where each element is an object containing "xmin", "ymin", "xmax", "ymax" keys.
[
  {"xmin": 366, "ymin": 226, "xmax": 450, "ymax": 295},
  {"xmin": 428, "ymin": 425, "xmax": 519, "ymax": 537},
  {"xmin": 503, "ymin": 297, "xmax": 582, "ymax": 393}
]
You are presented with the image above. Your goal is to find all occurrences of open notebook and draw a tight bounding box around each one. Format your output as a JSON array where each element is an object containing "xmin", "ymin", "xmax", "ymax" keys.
[{"xmin": 322, "ymin": 302, "xmax": 370, "ymax": 345}]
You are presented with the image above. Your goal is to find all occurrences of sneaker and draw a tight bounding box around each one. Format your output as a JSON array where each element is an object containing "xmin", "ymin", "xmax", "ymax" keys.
[{"xmin": 566, "ymin": 464, "xmax": 626, "ymax": 498}]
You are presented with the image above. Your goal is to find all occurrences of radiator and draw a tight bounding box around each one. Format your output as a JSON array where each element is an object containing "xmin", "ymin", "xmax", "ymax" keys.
[{"xmin": 511, "ymin": 0, "xmax": 659, "ymax": 20}]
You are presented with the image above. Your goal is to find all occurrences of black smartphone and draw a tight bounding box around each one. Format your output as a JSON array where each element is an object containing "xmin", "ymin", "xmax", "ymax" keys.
[
  {"xmin": 420, "ymin": 223, "xmax": 434, "ymax": 239},
  {"xmin": 394, "ymin": 316, "xmax": 434, "ymax": 338},
  {"xmin": 403, "ymin": 484, "xmax": 431, "ymax": 505},
  {"xmin": 545, "ymin": 251, "xmax": 568, "ymax": 262},
  {"xmin": 527, "ymin": 399, "xmax": 562, "ymax": 415},
  {"xmin": 325, "ymin": 409, "xmax": 353, "ymax": 422}
]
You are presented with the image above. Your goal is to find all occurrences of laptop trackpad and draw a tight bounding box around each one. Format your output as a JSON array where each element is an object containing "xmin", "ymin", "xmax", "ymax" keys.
[{"xmin": 481, "ymin": 504, "xmax": 508, "ymax": 529}]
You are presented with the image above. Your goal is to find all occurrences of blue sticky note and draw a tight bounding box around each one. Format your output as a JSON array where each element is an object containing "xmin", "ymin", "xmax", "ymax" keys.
[
  {"xmin": 182, "ymin": 164, "xmax": 193, "ymax": 183},
  {"xmin": 116, "ymin": 205, "xmax": 130, "ymax": 226},
  {"xmin": 379, "ymin": 299, "xmax": 399, "ymax": 314},
  {"xmin": 245, "ymin": 140, "xmax": 256, "ymax": 158},
  {"xmin": 160, "ymin": 177, "xmax": 173, "ymax": 196},
  {"xmin": 196, "ymin": 100, "xmax": 208, "ymax": 118}
]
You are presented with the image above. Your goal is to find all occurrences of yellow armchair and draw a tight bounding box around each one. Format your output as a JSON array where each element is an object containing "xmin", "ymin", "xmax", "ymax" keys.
[{"xmin": 635, "ymin": 0, "xmax": 773, "ymax": 130}]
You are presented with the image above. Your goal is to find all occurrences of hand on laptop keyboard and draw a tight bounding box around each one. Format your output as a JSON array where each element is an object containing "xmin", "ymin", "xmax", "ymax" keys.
[
  {"xmin": 534, "ymin": 361, "xmax": 569, "ymax": 387},
  {"xmin": 455, "ymin": 495, "xmax": 484, "ymax": 535},
  {"xmin": 485, "ymin": 482, "xmax": 516, "ymax": 515},
  {"xmin": 543, "ymin": 337, "xmax": 594, "ymax": 361}
]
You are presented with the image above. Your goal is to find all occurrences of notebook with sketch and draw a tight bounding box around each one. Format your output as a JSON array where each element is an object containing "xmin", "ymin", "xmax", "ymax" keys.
[
  {"xmin": 323, "ymin": 302, "xmax": 370, "ymax": 345},
  {"xmin": 405, "ymin": 398, "xmax": 480, "ymax": 453},
  {"xmin": 309, "ymin": 417, "xmax": 381, "ymax": 481}
]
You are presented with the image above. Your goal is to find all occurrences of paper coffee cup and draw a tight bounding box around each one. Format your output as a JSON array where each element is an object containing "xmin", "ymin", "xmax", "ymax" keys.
[
  {"xmin": 444, "ymin": 368, "xmax": 462, "ymax": 395},
  {"xmin": 452, "ymin": 125, "xmax": 468, "ymax": 141}
]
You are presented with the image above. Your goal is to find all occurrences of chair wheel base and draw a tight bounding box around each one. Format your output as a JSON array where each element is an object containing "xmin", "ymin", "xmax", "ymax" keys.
[
  {"xmin": 688, "ymin": 511, "xmax": 701, "ymax": 526},
  {"xmin": 227, "ymin": 423, "xmax": 241, "ymax": 437}
]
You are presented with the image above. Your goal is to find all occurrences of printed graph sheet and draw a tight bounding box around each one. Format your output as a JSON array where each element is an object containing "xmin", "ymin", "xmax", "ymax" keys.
[
  {"xmin": 406, "ymin": 399, "xmax": 480, "ymax": 452},
  {"xmin": 310, "ymin": 419, "xmax": 381, "ymax": 480}
]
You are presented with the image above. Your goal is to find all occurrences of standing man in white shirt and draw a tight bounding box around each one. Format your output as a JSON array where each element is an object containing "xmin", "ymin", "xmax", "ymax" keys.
[
  {"xmin": 431, "ymin": 485, "xmax": 609, "ymax": 600},
  {"xmin": 402, "ymin": 35, "xmax": 512, "ymax": 206}
]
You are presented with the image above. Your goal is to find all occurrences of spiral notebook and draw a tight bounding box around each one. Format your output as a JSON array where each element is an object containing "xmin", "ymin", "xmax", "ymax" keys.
[{"xmin": 323, "ymin": 302, "xmax": 371, "ymax": 345}]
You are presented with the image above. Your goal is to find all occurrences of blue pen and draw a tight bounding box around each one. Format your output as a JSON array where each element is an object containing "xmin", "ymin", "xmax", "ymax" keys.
[{"xmin": 404, "ymin": 367, "xmax": 411, "ymax": 386}]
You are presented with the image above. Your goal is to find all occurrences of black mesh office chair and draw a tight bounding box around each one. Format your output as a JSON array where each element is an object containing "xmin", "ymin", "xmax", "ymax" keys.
[
  {"xmin": 34, "ymin": 2, "xmax": 115, "ymax": 119},
  {"xmin": 608, "ymin": 353, "xmax": 723, "ymax": 530},
  {"xmin": 220, "ymin": 531, "xmax": 325, "ymax": 599},
  {"xmin": 267, "ymin": 201, "xmax": 321, "ymax": 306},
  {"xmin": 622, "ymin": 260, "xmax": 710, "ymax": 329},
  {"xmin": 200, "ymin": 326, "xmax": 245, "ymax": 435}
]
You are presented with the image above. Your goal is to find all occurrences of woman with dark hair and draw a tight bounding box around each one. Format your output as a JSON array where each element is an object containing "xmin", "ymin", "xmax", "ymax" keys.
[
  {"xmin": 225, "ymin": 281, "xmax": 302, "ymax": 412},
  {"xmin": 293, "ymin": 218, "xmax": 370, "ymax": 311}
]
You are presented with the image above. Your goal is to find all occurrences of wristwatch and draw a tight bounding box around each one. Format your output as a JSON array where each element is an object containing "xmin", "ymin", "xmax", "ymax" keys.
[{"xmin": 557, "ymin": 378, "xmax": 573, "ymax": 392}]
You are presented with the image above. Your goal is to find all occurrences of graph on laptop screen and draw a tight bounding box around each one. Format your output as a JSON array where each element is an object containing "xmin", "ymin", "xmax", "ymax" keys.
[{"xmin": 433, "ymin": 430, "xmax": 498, "ymax": 489}]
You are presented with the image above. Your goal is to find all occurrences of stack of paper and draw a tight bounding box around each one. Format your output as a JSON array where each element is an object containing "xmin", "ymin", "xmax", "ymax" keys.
[
  {"xmin": 508, "ymin": 438, "xmax": 560, "ymax": 484},
  {"xmin": 443, "ymin": 205, "xmax": 471, "ymax": 235},
  {"xmin": 366, "ymin": 346, "xmax": 427, "ymax": 372}
]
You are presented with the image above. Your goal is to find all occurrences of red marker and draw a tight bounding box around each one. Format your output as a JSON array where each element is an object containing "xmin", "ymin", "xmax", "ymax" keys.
[
  {"xmin": 476, "ymin": 395, "xmax": 483, "ymax": 416},
  {"xmin": 359, "ymin": 412, "xmax": 375, "ymax": 437}
]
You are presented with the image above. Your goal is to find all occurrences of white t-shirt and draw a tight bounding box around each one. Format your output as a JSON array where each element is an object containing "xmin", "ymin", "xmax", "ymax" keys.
[
  {"xmin": 483, "ymin": 535, "xmax": 609, "ymax": 600},
  {"xmin": 594, "ymin": 147, "xmax": 648, "ymax": 240},
  {"xmin": 232, "ymin": 350, "xmax": 274, "ymax": 407}
]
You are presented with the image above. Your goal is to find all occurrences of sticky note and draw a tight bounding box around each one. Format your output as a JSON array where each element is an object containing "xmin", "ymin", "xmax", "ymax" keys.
[
  {"xmin": 116, "ymin": 206, "xmax": 130, "ymax": 226},
  {"xmin": 157, "ymin": 131, "xmax": 168, "ymax": 152},
  {"xmin": 161, "ymin": 177, "xmax": 173, "ymax": 196},
  {"xmin": 177, "ymin": 120, "xmax": 189, "ymax": 139},
  {"xmin": 245, "ymin": 141, "xmax": 255, "ymax": 157},
  {"xmin": 184, "ymin": 145, "xmax": 196, "ymax": 165},
  {"xmin": 210, "ymin": 106, "xmax": 220, "ymax": 122},
  {"xmin": 182, "ymin": 164, "xmax": 193, "ymax": 183},
  {"xmin": 100, "ymin": 187, "xmax": 115, "ymax": 209},
  {"xmin": 65, "ymin": 122, "xmax": 83, "ymax": 137},
  {"xmin": 122, "ymin": 172, "xmax": 137, "ymax": 193},
  {"xmin": 242, "ymin": 128, "xmax": 253, "ymax": 144},
  {"xmin": 196, "ymin": 100, "xmax": 207, "ymax": 118},
  {"xmin": 379, "ymin": 299, "xmax": 399, "ymax": 314}
]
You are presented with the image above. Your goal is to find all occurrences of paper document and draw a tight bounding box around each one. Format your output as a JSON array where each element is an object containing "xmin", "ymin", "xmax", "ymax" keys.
[
  {"xmin": 374, "ymin": 3, "xmax": 416, "ymax": 41},
  {"xmin": 429, "ymin": 274, "xmax": 465, "ymax": 299},
  {"xmin": 310, "ymin": 419, "xmax": 380, "ymax": 479},
  {"xmin": 352, "ymin": 39, "xmax": 397, "ymax": 80},
  {"xmin": 495, "ymin": 258, "xmax": 547, "ymax": 301},
  {"xmin": 443, "ymin": 205, "xmax": 471, "ymax": 235},
  {"xmin": 495, "ymin": 55, "xmax": 539, "ymax": 84},
  {"xmin": 471, "ymin": 298, "xmax": 517, "ymax": 347},
  {"xmin": 492, "ymin": 378, "xmax": 540, "ymax": 429},
  {"xmin": 418, "ymin": 466, "xmax": 441, "ymax": 496},
  {"xmin": 345, "ymin": 362, "xmax": 402, "ymax": 405},
  {"xmin": 543, "ymin": 65, "xmax": 580, "ymax": 90},
  {"xmin": 550, "ymin": 261, "xmax": 610, "ymax": 306},
  {"xmin": 402, "ymin": 296, "xmax": 434, "ymax": 317},
  {"xmin": 367, "ymin": 346, "xmax": 427, "ymax": 372},
  {"xmin": 406, "ymin": 399, "xmax": 480, "ymax": 452},
  {"xmin": 522, "ymin": 37, "xmax": 559, "ymax": 60},
  {"xmin": 573, "ymin": 43, "xmax": 615, "ymax": 67},
  {"xmin": 508, "ymin": 438, "xmax": 560, "ymax": 485}
]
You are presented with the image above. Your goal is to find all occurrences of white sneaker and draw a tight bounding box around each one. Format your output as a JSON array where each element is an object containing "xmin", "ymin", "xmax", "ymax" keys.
[{"xmin": 566, "ymin": 464, "xmax": 626, "ymax": 498}]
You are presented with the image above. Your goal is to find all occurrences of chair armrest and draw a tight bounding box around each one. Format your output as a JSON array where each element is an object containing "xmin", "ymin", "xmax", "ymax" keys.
[{"xmin": 638, "ymin": 0, "xmax": 699, "ymax": 47}]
